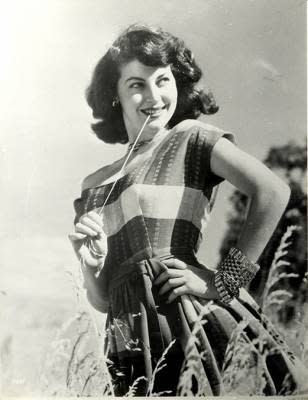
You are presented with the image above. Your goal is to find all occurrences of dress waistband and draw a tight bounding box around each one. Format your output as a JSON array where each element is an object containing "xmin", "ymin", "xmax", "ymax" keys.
[{"xmin": 107, "ymin": 252, "xmax": 199, "ymax": 293}]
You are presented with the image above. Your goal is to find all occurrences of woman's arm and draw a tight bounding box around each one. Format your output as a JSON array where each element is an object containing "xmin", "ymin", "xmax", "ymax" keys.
[
  {"xmin": 210, "ymin": 138, "xmax": 290, "ymax": 263},
  {"xmin": 154, "ymin": 137, "xmax": 290, "ymax": 303}
]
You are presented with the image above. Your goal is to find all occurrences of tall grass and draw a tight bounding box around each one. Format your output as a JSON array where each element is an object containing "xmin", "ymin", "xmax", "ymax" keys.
[
  {"xmin": 261, "ymin": 225, "xmax": 308, "ymax": 365},
  {"xmin": 220, "ymin": 225, "xmax": 308, "ymax": 395},
  {"xmin": 39, "ymin": 270, "xmax": 113, "ymax": 396},
  {"xmin": 262, "ymin": 225, "xmax": 300, "ymax": 319},
  {"xmin": 177, "ymin": 302, "xmax": 212, "ymax": 396},
  {"xmin": 221, "ymin": 319, "xmax": 270, "ymax": 395},
  {"xmin": 3, "ymin": 225, "xmax": 304, "ymax": 396}
]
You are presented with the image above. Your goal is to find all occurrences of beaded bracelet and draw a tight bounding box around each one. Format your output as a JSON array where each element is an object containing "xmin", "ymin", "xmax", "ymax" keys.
[{"xmin": 215, "ymin": 247, "xmax": 260, "ymax": 303}]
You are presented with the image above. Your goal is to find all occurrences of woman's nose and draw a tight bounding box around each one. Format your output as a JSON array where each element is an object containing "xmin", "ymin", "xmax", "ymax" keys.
[{"xmin": 145, "ymin": 84, "xmax": 161, "ymax": 103}]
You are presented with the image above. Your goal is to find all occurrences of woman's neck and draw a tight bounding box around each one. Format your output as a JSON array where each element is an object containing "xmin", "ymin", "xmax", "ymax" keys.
[{"xmin": 128, "ymin": 127, "xmax": 169, "ymax": 146}]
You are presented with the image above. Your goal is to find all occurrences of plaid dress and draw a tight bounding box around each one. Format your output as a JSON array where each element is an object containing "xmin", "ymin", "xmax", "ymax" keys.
[{"xmin": 73, "ymin": 121, "xmax": 306, "ymax": 396}]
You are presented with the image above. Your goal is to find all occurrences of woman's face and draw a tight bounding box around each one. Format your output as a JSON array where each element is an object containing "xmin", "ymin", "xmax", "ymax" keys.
[{"xmin": 117, "ymin": 59, "xmax": 178, "ymax": 142}]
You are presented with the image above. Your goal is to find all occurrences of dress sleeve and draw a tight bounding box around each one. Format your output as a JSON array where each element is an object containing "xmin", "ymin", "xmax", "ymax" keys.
[
  {"xmin": 73, "ymin": 187, "xmax": 92, "ymax": 224},
  {"xmin": 185, "ymin": 123, "xmax": 236, "ymax": 190},
  {"xmin": 73, "ymin": 197, "xmax": 82, "ymax": 225}
]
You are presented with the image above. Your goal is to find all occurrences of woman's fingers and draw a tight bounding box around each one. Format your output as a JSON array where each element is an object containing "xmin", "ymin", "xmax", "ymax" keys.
[
  {"xmin": 68, "ymin": 232, "xmax": 87, "ymax": 242},
  {"xmin": 167, "ymin": 286, "xmax": 188, "ymax": 303},
  {"xmin": 158, "ymin": 277, "xmax": 186, "ymax": 296},
  {"xmin": 154, "ymin": 258, "xmax": 220, "ymax": 303},
  {"xmin": 68, "ymin": 232, "xmax": 86, "ymax": 256},
  {"xmin": 75, "ymin": 211, "xmax": 104, "ymax": 237},
  {"xmin": 79, "ymin": 245, "xmax": 101, "ymax": 268},
  {"xmin": 79, "ymin": 215, "xmax": 103, "ymax": 234},
  {"xmin": 154, "ymin": 269, "xmax": 184, "ymax": 286},
  {"xmin": 86, "ymin": 211, "xmax": 104, "ymax": 227},
  {"xmin": 70, "ymin": 211, "xmax": 107, "ymax": 267},
  {"xmin": 75, "ymin": 222, "xmax": 100, "ymax": 237},
  {"xmin": 153, "ymin": 260, "xmax": 220, "ymax": 303},
  {"xmin": 162, "ymin": 258, "xmax": 187, "ymax": 270}
]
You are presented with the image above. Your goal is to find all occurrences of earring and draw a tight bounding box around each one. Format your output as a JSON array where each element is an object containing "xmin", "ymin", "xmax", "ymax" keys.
[{"xmin": 112, "ymin": 98, "xmax": 119, "ymax": 108}]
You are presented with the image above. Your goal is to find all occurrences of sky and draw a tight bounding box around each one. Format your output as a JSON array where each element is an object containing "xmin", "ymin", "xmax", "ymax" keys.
[{"xmin": 0, "ymin": 0, "xmax": 306, "ymax": 272}]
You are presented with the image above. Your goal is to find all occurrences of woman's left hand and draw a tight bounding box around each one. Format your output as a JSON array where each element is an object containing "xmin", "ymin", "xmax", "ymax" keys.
[{"xmin": 153, "ymin": 258, "xmax": 220, "ymax": 303}]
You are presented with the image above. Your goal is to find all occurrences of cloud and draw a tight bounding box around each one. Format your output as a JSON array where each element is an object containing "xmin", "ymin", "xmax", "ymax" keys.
[
  {"xmin": 254, "ymin": 59, "xmax": 282, "ymax": 80},
  {"xmin": 254, "ymin": 58, "xmax": 288, "ymax": 92}
]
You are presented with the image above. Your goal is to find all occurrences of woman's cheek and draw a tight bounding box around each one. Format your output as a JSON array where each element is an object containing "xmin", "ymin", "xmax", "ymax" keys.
[
  {"xmin": 132, "ymin": 93, "xmax": 143, "ymax": 105},
  {"xmin": 163, "ymin": 87, "xmax": 177, "ymax": 110}
]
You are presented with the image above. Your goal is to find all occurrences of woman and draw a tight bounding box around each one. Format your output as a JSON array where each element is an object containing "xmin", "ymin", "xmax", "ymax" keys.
[{"xmin": 69, "ymin": 24, "xmax": 306, "ymax": 396}]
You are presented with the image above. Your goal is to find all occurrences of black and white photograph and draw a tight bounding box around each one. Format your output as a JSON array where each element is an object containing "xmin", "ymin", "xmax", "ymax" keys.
[{"xmin": 1, "ymin": 0, "xmax": 307, "ymax": 397}]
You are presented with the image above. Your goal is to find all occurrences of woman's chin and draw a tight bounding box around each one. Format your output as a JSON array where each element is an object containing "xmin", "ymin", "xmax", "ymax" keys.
[
  {"xmin": 145, "ymin": 117, "xmax": 168, "ymax": 132},
  {"xmin": 143, "ymin": 124, "xmax": 166, "ymax": 140}
]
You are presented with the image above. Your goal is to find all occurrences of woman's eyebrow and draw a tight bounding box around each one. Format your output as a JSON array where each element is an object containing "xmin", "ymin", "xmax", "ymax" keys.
[
  {"xmin": 156, "ymin": 73, "xmax": 168, "ymax": 80},
  {"xmin": 125, "ymin": 73, "xmax": 168, "ymax": 84},
  {"xmin": 125, "ymin": 77, "xmax": 144, "ymax": 84}
]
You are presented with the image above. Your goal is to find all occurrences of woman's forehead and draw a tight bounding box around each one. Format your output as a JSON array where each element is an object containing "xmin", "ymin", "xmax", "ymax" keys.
[{"xmin": 118, "ymin": 59, "xmax": 172, "ymax": 80}]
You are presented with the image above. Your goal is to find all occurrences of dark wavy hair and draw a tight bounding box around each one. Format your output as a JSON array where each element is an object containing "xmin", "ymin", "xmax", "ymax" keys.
[{"xmin": 86, "ymin": 24, "xmax": 219, "ymax": 144}]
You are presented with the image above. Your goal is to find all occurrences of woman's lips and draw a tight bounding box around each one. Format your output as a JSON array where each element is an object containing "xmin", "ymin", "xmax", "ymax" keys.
[{"xmin": 141, "ymin": 105, "xmax": 166, "ymax": 117}]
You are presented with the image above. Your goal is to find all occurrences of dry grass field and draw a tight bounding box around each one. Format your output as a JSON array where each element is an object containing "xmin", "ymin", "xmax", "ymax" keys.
[{"xmin": 1, "ymin": 231, "xmax": 307, "ymax": 396}]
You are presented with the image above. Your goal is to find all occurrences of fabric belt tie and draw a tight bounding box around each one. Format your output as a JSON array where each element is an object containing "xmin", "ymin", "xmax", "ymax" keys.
[{"xmin": 107, "ymin": 253, "xmax": 197, "ymax": 294}]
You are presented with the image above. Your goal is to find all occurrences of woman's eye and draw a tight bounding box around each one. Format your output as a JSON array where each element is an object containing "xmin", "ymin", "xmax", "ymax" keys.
[
  {"xmin": 129, "ymin": 82, "xmax": 143, "ymax": 89},
  {"xmin": 157, "ymin": 77, "xmax": 170, "ymax": 87}
]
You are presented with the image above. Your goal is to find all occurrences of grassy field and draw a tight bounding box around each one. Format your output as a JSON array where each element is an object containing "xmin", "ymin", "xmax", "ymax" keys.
[
  {"xmin": 1, "ymin": 233, "xmax": 307, "ymax": 396},
  {"xmin": 0, "ymin": 236, "xmax": 86, "ymax": 395}
]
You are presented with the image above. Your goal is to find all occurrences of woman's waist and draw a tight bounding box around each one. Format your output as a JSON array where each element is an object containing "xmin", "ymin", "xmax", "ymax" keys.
[{"xmin": 105, "ymin": 247, "xmax": 200, "ymax": 293}]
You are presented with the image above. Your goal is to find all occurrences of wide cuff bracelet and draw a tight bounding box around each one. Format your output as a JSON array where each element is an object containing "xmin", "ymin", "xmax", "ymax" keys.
[
  {"xmin": 214, "ymin": 271, "xmax": 233, "ymax": 304},
  {"xmin": 221, "ymin": 272, "xmax": 240, "ymax": 299},
  {"xmin": 220, "ymin": 247, "xmax": 260, "ymax": 288}
]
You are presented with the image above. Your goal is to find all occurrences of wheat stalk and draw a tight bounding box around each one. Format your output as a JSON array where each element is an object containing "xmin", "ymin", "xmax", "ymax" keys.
[
  {"xmin": 222, "ymin": 319, "xmax": 271, "ymax": 395},
  {"xmin": 146, "ymin": 339, "xmax": 176, "ymax": 396},
  {"xmin": 124, "ymin": 376, "xmax": 147, "ymax": 397},
  {"xmin": 177, "ymin": 300, "xmax": 213, "ymax": 396},
  {"xmin": 262, "ymin": 225, "xmax": 300, "ymax": 315}
]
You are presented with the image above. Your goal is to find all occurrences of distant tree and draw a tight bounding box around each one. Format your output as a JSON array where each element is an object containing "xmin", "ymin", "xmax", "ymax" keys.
[{"xmin": 219, "ymin": 141, "xmax": 307, "ymax": 323}]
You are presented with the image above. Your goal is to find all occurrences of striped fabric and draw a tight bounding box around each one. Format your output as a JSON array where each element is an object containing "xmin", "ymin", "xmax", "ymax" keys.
[
  {"xmin": 74, "ymin": 121, "xmax": 234, "ymax": 266},
  {"xmin": 73, "ymin": 121, "xmax": 306, "ymax": 396}
]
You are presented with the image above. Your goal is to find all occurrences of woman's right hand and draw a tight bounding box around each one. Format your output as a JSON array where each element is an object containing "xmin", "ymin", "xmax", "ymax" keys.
[{"xmin": 68, "ymin": 211, "xmax": 108, "ymax": 268}]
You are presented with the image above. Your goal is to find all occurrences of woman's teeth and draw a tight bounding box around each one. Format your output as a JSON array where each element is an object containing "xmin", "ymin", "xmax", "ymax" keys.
[{"xmin": 141, "ymin": 106, "xmax": 166, "ymax": 116}]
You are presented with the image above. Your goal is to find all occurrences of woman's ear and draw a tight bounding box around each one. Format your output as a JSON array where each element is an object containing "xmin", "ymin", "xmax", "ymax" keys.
[{"xmin": 112, "ymin": 98, "xmax": 120, "ymax": 108}]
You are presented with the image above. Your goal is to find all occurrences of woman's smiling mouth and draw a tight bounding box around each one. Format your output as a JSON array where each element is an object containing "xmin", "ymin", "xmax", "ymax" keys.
[{"xmin": 141, "ymin": 105, "xmax": 167, "ymax": 117}]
